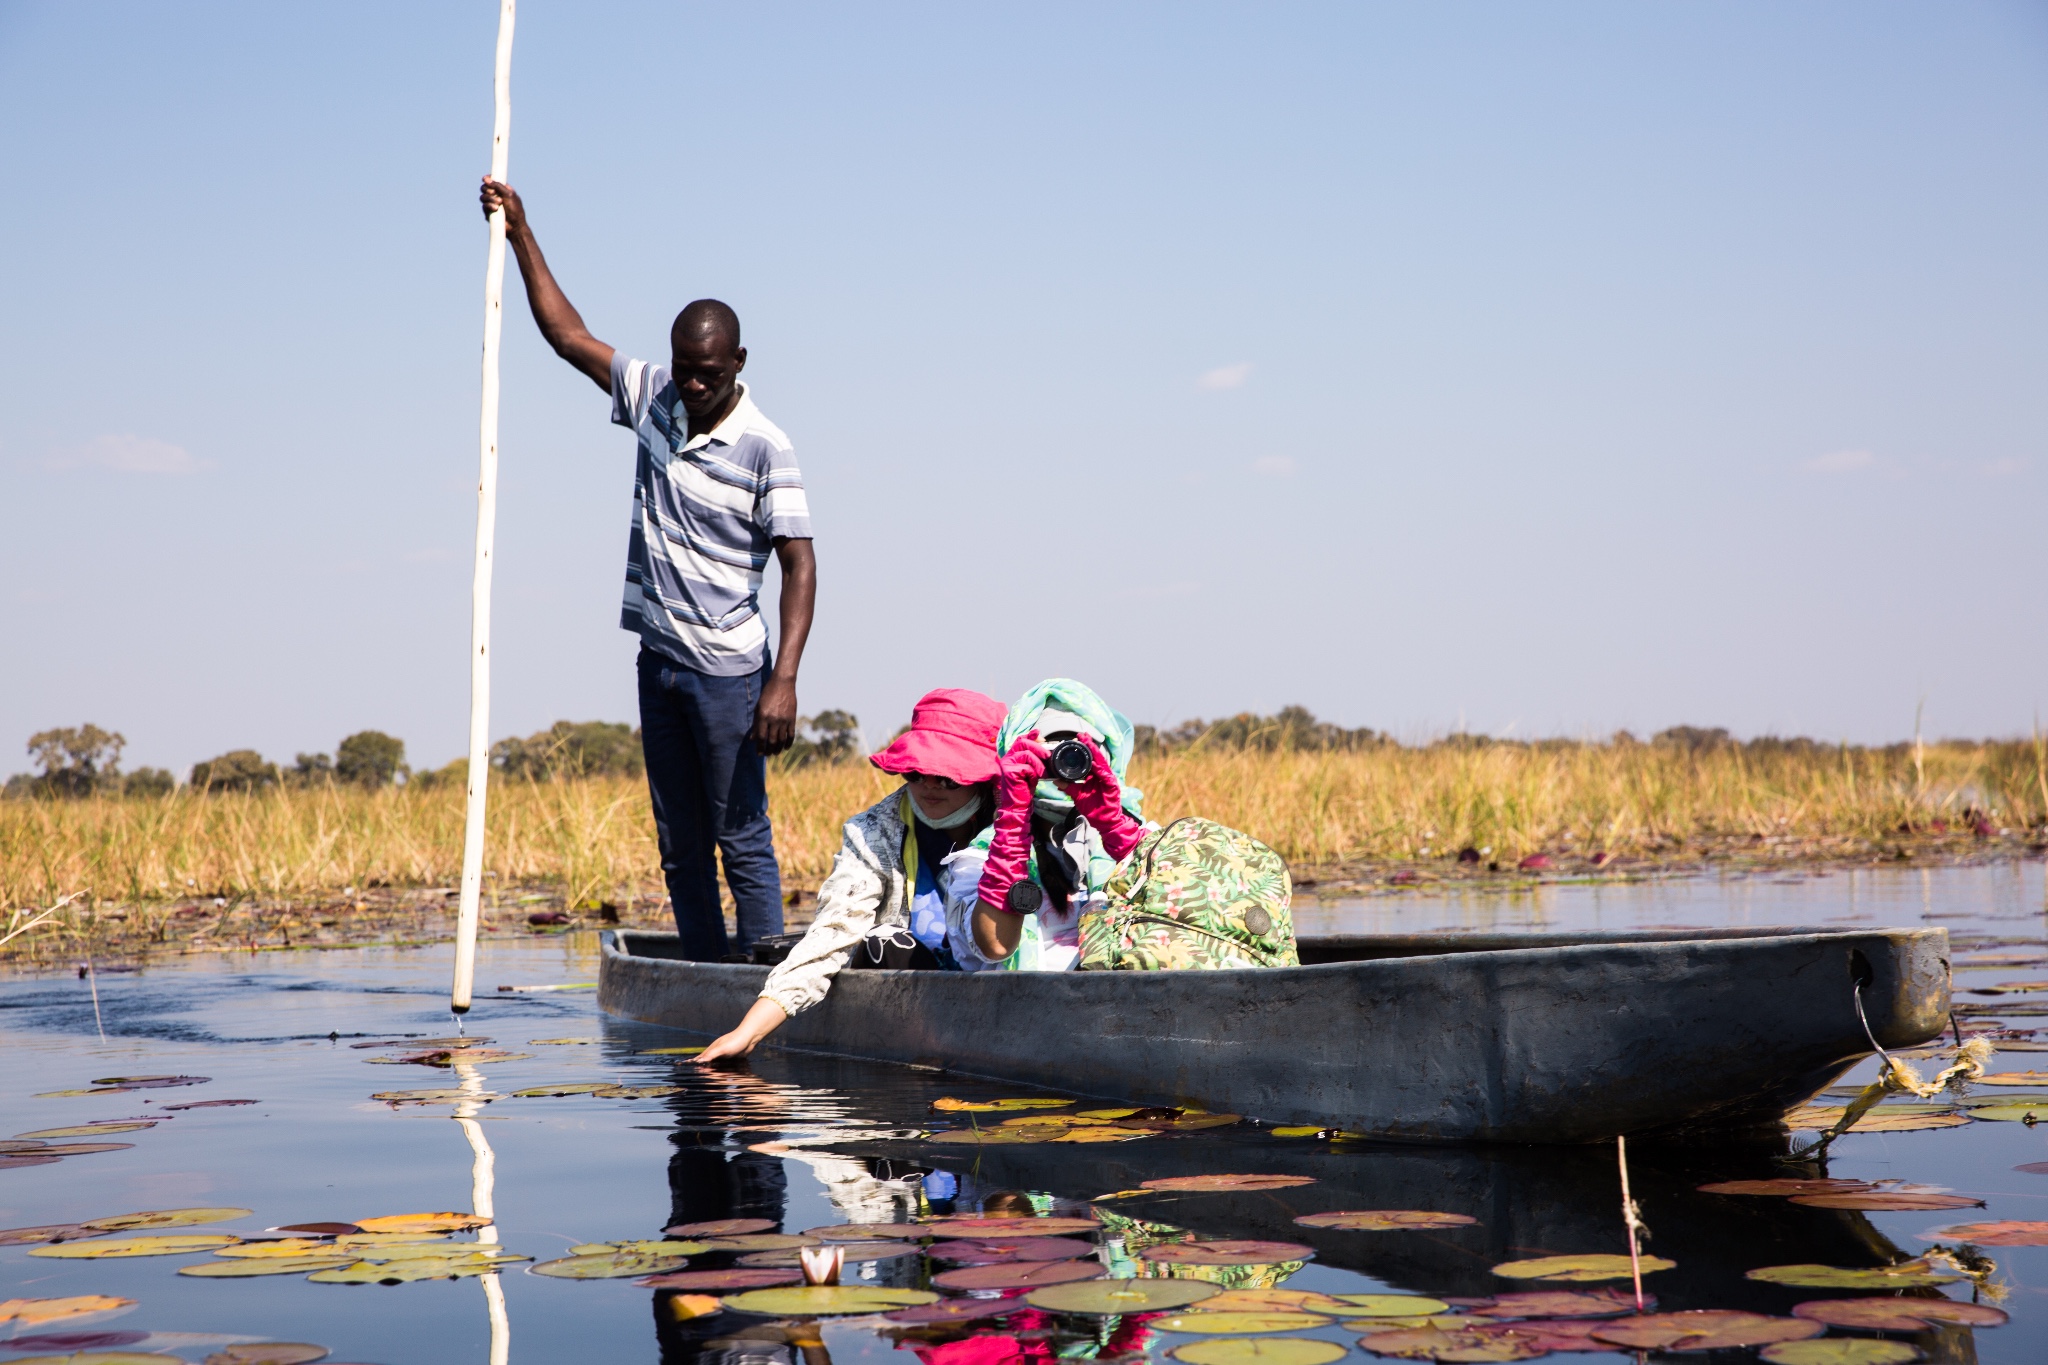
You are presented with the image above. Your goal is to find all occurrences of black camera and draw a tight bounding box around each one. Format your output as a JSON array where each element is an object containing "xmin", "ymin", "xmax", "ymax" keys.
[{"xmin": 1044, "ymin": 738, "xmax": 1093, "ymax": 782}]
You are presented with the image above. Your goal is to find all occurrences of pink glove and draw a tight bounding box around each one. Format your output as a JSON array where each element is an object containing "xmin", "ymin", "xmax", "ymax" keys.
[
  {"xmin": 1062, "ymin": 732, "xmax": 1145, "ymax": 861},
  {"xmin": 975, "ymin": 735, "xmax": 1049, "ymax": 913}
]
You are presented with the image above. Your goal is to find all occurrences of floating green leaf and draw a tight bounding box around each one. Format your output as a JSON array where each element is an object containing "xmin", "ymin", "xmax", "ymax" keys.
[
  {"xmin": 932, "ymin": 1097, "xmax": 1074, "ymax": 1112},
  {"xmin": 1492, "ymin": 1253, "xmax": 1674, "ymax": 1281},
  {"xmin": 1295, "ymin": 1211, "xmax": 1476, "ymax": 1231},
  {"xmin": 1758, "ymin": 1342, "xmax": 1922, "ymax": 1365},
  {"xmin": 1026, "ymin": 1279, "xmax": 1222, "ymax": 1315},
  {"xmin": 803, "ymin": 1222, "xmax": 929, "ymax": 1240},
  {"xmin": 1357, "ymin": 1326, "xmax": 1546, "ymax": 1361},
  {"xmin": 666, "ymin": 1218, "xmax": 776, "ymax": 1236},
  {"xmin": 642, "ymin": 1047, "xmax": 705, "ymax": 1056},
  {"xmin": 1170, "ymin": 1339, "xmax": 1347, "ymax": 1365},
  {"xmin": 509, "ymin": 1083, "xmax": 612, "ymax": 1097},
  {"xmin": 307, "ymin": 1255, "xmax": 517, "ymax": 1284},
  {"xmin": 32, "ymin": 1234, "xmax": 241, "ymax": 1258},
  {"xmin": 1966, "ymin": 1102, "xmax": 2047, "ymax": 1122},
  {"xmin": 217, "ymin": 1239, "xmax": 347, "ymax": 1258},
  {"xmin": 0, "ymin": 1296, "xmax": 137, "ymax": 1326},
  {"xmin": 635, "ymin": 1268, "xmax": 802, "ymax": 1290},
  {"xmin": 695, "ymin": 1233, "xmax": 818, "ymax": 1251},
  {"xmin": 529, "ymin": 1037, "xmax": 599, "ymax": 1045},
  {"xmin": 718, "ymin": 1286, "xmax": 937, "ymax": 1315},
  {"xmin": 179, "ymin": 1258, "xmax": 357, "ymax": 1277},
  {"xmin": 84, "ymin": 1208, "xmax": 251, "ymax": 1232},
  {"xmin": 592, "ymin": 1085, "xmax": 681, "ymax": 1099},
  {"xmin": 1974, "ymin": 1070, "xmax": 2048, "ymax": 1086},
  {"xmin": 531, "ymin": 1250, "xmax": 691, "ymax": 1278},
  {"xmin": 1151, "ymin": 1312, "xmax": 1336, "ymax": 1334},
  {"xmin": 202, "ymin": 1345, "xmax": 331, "ymax": 1365},
  {"xmin": 1200, "ymin": 1290, "xmax": 1433, "ymax": 1318},
  {"xmin": 918, "ymin": 1217, "xmax": 1101, "ymax": 1237}
]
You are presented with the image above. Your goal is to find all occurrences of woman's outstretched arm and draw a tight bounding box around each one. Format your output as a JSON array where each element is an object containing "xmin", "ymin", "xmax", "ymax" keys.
[{"xmin": 696, "ymin": 997, "xmax": 789, "ymax": 1063}]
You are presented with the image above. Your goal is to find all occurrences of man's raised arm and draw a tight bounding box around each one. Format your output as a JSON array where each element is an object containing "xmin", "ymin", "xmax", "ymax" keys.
[{"xmin": 479, "ymin": 178, "xmax": 614, "ymax": 392}]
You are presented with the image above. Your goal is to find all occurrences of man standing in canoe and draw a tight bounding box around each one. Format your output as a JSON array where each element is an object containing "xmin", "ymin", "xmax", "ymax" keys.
[{"xmin": 479, "ymin": 178, "xmax": 815, "ymax": 963}]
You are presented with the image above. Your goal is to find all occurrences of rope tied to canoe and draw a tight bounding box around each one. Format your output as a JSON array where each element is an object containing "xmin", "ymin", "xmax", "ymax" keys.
[{"xmin": 1789, "ymin": 982, "xmax": 1991, "ymax": 1160}]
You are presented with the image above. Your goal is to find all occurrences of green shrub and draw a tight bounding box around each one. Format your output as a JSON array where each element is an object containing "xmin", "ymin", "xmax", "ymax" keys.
[
  {"xmin": 191, "ymin": 749, "xmax": 279, "ymax": 792},
  {"xmin": 493, "ymin": 721, "xmax": 642, "ymax": 781},
  {"xmin": 336, "ymin": 731, "xmax": 407, "ymax": 787}
]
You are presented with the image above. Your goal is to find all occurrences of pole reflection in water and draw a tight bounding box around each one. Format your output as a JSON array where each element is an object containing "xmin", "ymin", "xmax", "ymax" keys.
[{"xmin": 454, "ymin": 1057, "xmax": 511, "ymax": 1365}]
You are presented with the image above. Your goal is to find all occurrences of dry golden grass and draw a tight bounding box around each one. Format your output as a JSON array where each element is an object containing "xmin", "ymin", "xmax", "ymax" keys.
[{"xmin": 3, "ymin": 737, "xmax": 2043, "ymax": 935}]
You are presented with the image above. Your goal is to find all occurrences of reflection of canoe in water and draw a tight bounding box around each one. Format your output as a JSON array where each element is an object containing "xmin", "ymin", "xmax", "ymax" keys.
[{"xmin": 599, "ymin": 925, "xmax": 1948, "ymax": 1144}]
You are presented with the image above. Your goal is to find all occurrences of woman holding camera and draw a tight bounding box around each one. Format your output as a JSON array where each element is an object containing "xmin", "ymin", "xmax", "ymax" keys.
[
  {"xmin": 695, "ymin": 688, "xmax": 1007, "ymax": 1063},
  {"xmin": 970, "ymin": 678, "xmax": 1300, "ymax": 973}
]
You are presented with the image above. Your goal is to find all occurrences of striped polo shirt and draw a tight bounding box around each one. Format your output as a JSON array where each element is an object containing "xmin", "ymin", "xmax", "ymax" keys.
[{"xmin": 610, "ymin": 354, "xmax": 812, "ymax": 675}]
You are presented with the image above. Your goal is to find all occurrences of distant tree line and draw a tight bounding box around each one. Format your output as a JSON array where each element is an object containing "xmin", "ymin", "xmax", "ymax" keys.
[{"xmin": 4, "ymin": 711, "xmax": 2025, "ymax": 799}]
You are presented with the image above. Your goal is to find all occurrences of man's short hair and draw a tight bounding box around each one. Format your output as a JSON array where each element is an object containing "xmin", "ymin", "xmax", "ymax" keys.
[{"xmin": 672, "ymin": 299, "xmax": 741, "ymax": 351}]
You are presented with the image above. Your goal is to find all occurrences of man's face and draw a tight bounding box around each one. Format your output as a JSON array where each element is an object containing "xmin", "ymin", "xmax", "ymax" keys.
[{"xmin": 670, "ymin": 330, "xmax": 747, "ymax": 423}]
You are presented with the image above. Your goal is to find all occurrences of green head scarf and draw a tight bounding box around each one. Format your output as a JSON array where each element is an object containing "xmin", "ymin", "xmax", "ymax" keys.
[{"xmin": 997, "ymin": 678, "xmax": 1143, "ymax": 821}]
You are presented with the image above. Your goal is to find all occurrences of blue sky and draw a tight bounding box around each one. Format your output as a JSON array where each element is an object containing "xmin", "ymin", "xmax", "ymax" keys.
[{"xmin": 2, "ymin": 2, "xmax": 2044, "ymax": 778}]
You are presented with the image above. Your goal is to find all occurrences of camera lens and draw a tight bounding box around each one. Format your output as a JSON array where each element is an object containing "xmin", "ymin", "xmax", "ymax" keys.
[{"xmin": 1046, "ymin": 739, "xmax": 1092, "ymax": 782}]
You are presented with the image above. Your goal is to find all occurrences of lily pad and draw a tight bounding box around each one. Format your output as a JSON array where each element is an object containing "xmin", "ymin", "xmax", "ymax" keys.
[
  {"xmin": 883, "ymin": 1299, "xmax": 1027, "ymax": 1324},
  {"xmin": 1784, "ymin": 1107, "xmax": 1972, "ymax": 1133},
  {"xmin": 1974, "ymin": 1070, "xmax": 2048, "ymax": 1085},
  {"xmin": 592, "ymin": 1085, "xmax": 682, "ymax": 1099},
  {"xmin": 1171, "ymin": 1340, "xmax": 1348, "ymax": 1365},
  {"xmin": 162, "ymin": 1098, "xmax": 256, "ymax": 1109},
  {"xmin": 918, "ymin": 1217, "xmax": 1101, "ymax": 1237},
  {"xmin": 0, "ymin": 1155, "xmax": 63, "ymax": 1169},
  {"xmin": 636, "ymin": 1268, "xmax": 803, "ymax": 1290},
  {"xmin": 1026, "ymin": 1279, "xmax": 1222, "ymax": 1315},
  {"xmin": 932, "ymin": 1097, "xmax": 1074, "ymax": 1112},
  {"xmin": 1203, "ymin": 1290, "xmax": 1434, "ymax": 1318},
  {"xmin": 1152, "ymin": 1312, "xmax": 1336, "ymax": 1334},
  {"xmin": 926, "ymin": 1127, "xmax": 1053, "ymax": 1145},
  {"xmin": 369, "ymin": 1090, "xmax": 500, "ymax": 1105},
  {"xmin": 932, "ymin": 1259, "xmax": 1105, "ymax": 1290},
  {"xmin": 1758, "ymin": 1344, "xmax": 1922, "ymax": 1365},
  {"xmin": 178, "ymin": 1258, "xmax": 357, "ymax": 1277},
  {"xmin": 0, "ymin": 1296, "xmax": 138, "ymax": 1326},
  {"xmin": 1697, "ymin": 1179, "xmax": 1874, "ymax": 1196},
  {"xmin": 718, "ymin": 1286, "xmax": 938, "ymax": 1315},
  {"xmin": 32, "ymin": 1234, "xmax": 242, "ymax": 1258},
  {"xmin": 1294, "ymin": 1211, "xmax": 1476, "ymax": 1231},
  {"xmin": 350, "ymin": 1036, "xmax": 491, "ymax": 1049},
  {"xmin": 696, "ymin": 1233, "xmax": 819, "ymax": 1251},
  {"xmin": 1473, "ymin": 1289, "xmax": 1645, "ymax": 1319},
  {"xmin": 0, "ymin": 1225, "xmax": 110, "ymax": 1246},
  {"xmin": 1790, "ymin": 1192, "xmax": 1984, "ymax": 1210},
  {"xmin": 273, "ymin": 1223, "xmax": 361, "ymax": 1236},
  {"xmin": 1590, "ymin": 1310, "xmax": 1823, "ymax": 1350},
  {"xmin": 532, "ymin": 1250, "xmax": 691, "ymax": 1278},
  {"xmin": 202, "ymin": 1346, "xmax": 330, "ymax": 1365},
  {"xmin": 1142, "ymin": 1240, "xmax": 1315, "ymax": 1266},
  {"xmin": 642, "ymin": 1047, "xmax": 705, "ymax": 1055},
  {"xmin": 84, "ymin": 1208, "xmax": 252, "ymax": 1232},
  {"xmin": 1358, "ymin": 1326, "xmax": 1547, "ymax": 1361},
  {"xmin": 929, "ymin": 1236, "xmax": 1096, "ymax": 1264},
  {"xmin": 529, "ymin": 1037, "xmax": 599, "ymax": 1044},
  {"xmin": 804, "ymin": 1222, "xmax": 929, "ymax": 1240},
  {"xmin": 1492, "ymin": 1254, "xmax": 1673, "ymax": 1281},
  {"xmin": 308, "ymin": 1255, "xmax": 518, "ymax": 1283},
  {"xmin": 1791, "ymin": 1298, "xmax": 2008, "ymax": 1330},
  {"xmin": 92, "ymin": 1075, "xmax": 209, "ymax": 1088},
  {"xmin": 34, "ymin": 1088, "xmax": 129, "ymax": 1098},
  {"xmin": 509, "ymin": 1083, "xmax": 612, "ymax": 1097},
  {"xmin": 0, "ymin": 1355, "xmax": 183, "ymax": 1365},
  {"xmin": 354, "ymin": 1213, "xmax": 491, "ymax": 1234},
  {"xmin": 1923, "ymin": 1219, "xmax": 2048, "ymax": 1245},
  {"xmin": 1746, "ymin": 1261, "xmax": 1959, "ymax": 1288},
  {"xmin": 1469, "ymin": 1319, "xmax": 1617, "ymax": 1353},
  {"xmin": 665, "ymin": 1218, "xmax": 777, "ymax": 1237},
  {"xmin": 218, "ymin": 1239, "xmax": 348, "ymax": 1258},
  {"xmin": 1140, "ymin": 1175, "xmax": 1317, "ymax": 1193},
  {"xmin": 1127, "ymin": 1112, "xmax": 1244, "ymax": 1132},
  {"xmin": 1967, "ymin": 1102, "xmax": 2048, "ymax": 1122},
  {"xmin": 6, "ymin": 1335, "xmax": 149, "ymax": 1353},
  {"xmin": 568, "ymin": 1239, "xmax": 707, "ymax": 1257},
  {"xmin": 16, "ymin": 1124, "xmax": 156, "ymax": 1139},
  {"xmin": 31, "ymin": 1143, "xmax": 136, "ymax": 1156},
  {"xmin": 370, "ymin": 1049, "xmax": 532, "ymax": 1067}
]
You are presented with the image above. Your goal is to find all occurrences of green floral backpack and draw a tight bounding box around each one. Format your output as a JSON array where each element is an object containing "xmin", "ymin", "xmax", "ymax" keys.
[{"xmin": 1078, "ymin": 817, "xmax": 1297, "ymax": 971}]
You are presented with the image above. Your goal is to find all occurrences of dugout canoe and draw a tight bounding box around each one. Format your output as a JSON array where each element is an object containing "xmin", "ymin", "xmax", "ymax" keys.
[{"xmin": 598, "ymin": 924, "xmax": 1950, "ymax": 1143}]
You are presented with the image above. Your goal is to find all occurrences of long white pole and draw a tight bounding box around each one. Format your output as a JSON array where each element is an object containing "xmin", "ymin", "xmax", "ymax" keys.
[{"xmin": 453, "ymin": 0, "xmax": 517, "ymax": 1015}]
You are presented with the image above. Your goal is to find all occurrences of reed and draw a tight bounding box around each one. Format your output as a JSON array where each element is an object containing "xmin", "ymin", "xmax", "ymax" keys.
[{"xmin": 2, "ymin": 738, "xmax": 2041, "ymax": 923}]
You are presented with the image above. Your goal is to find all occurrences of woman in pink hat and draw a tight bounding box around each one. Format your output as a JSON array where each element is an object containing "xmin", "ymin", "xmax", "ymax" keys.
[{"xmin": 696, "ymin": 687, "xmax": 1007, "ymax": 1062}]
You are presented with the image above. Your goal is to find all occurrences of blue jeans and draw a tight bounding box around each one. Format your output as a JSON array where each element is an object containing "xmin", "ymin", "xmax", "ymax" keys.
[{"xmin": 637, "ymin": 649, "xmax": 785, "ymax": 961}]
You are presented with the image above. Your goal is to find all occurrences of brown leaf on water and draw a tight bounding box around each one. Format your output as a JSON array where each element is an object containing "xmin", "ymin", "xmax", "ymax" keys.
[
  {"xmin": 636, "ymin": 1268, "xmax": 803, "ymax": 1290},
  {"xmin": 1141, "ymin": 1240, "xmax": 1316, "ymax": 1266},
  {"xmin": 162, "ymin": 1100, "xmax": 260, "ymax": 1110},
  {"xmin": 0, "ymin": 1224, "xmax": 111, "ymax": 1246},
  {"xmin": 664, "ymin": 1218, "xmax": 776, "ymax": 1237},
  {"xmin": 1697, "ymin": 1179, "xmax": 1874, "ymax": 1196},
  {"xmin": 91, "ymin": 1075, "xmax": 210, "ymax": 1088},
  {"xmin": 1590, "ymin": 1310, "xmax": 1822, "ymax": 1351},
  {"xmin": 31, "ymin": 1233, "xmax": 242, "ymax": 1258},
  {"xmin": 928, "ymin": 1236, "xmax": 1096, "ymax": 1265},
  {"xmin": 201, "ymin": 1345, "xmax": 331, "ymax": 1365},
  {"xmin": 1790, "ymin": 1191, "xmax": 1984, "ymax": 1211},
  {"xmin": 932, "ymin": 1259, "xmax": 1105, "ymax": 1290},
  {"xmin": 1974, "ymin": 1070, "xmax": 2048, "ymax": 1086},
  {"xmin": 1472, "ymin": 1289, "xmax": 1645, "ymax": 1319},
  {"xmin": 350, "ymin": 1036, "xmax": 492, "ymax": 1049},
  {"xmin": 1141, "ymin": 1175, "xmax": 1316, "ymax": 1193},
  {"xmin": 1791, "ymin": 1297, "xmax": 2008, "ymax": 1330},
  {"xmin": 1923, "ymin": 1219, "xmax": 2048, "ymax": 1246},
  {"xmin": 917, "ymin": 1216, "xmax": 1101, "ymax": 1237},
  {"xmin": 0, "ymin": 1154, "xmax": 61, "ymax": 1169},
  {"xmin": 802, "ymin": 1222, "xmax": 929, "ymax": 1240}
]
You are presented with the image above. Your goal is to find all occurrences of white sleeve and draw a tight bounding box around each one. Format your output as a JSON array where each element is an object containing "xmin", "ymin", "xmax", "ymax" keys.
[
  {"xmin": 761, "ymin": 829, "xmax": 886, "ymax": 1015},
  {"xmin": 940, "ymin": 846, "xmax": 1003, "ymax": 973}
]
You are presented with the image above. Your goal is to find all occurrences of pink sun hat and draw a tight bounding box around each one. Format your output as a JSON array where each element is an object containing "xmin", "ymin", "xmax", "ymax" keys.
[{"xmin": 869, "ymin": 689, "xmax": 1007, "ymax": 786}]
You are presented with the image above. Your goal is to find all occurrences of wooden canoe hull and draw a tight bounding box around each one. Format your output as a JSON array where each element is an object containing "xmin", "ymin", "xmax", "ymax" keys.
[{"xmin": 598, "ymin": 924, "xmax": 1949, "ymax": 1143}]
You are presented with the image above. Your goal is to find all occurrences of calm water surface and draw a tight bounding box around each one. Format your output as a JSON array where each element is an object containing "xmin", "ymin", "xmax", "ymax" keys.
[{"xmin": 4, "ymin": 862, "xmax": 2046, "ymax": 1365}]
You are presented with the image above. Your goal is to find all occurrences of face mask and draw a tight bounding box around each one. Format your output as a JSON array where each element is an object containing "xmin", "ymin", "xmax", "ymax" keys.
[{"xmin": 910, "ymin": 787, "xmax": 985, "ymax": 830}]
